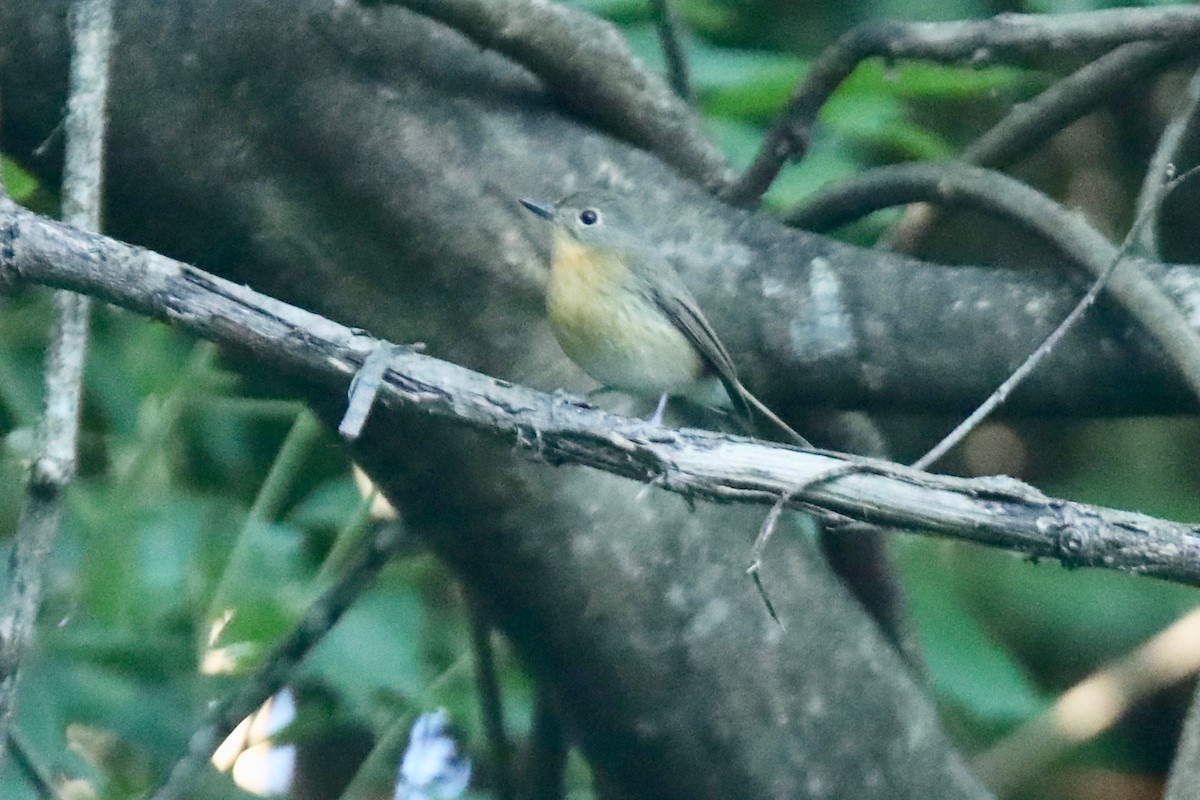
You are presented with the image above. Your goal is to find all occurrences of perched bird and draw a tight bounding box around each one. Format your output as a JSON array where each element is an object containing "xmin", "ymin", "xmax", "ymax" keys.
[{"xmin": 520, "ymin": 190, "xmax": 809, "ymax": 446}]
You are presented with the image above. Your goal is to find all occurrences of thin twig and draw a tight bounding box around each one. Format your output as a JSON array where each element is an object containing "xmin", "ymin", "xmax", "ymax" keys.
[
  {"xmin": 912, "ymin": 214, "xmax": 1140, "ymax": 468},
  {"xmin": 0, "ymin": 0, "xmax": 113, "ymax": 768},
  {"xmin": 912, "ymin": 165, "xmax": 1178, "ymax": 469},
  {"xmin": 978, "ymin": 605, "xmax": 1200, "ymax": 796},
  {"xmin": 884, "ymin": 38, "xmax": 1193, "ymax": 253},
  {"xmin": 149, "ymin": 514, "xmax": 412, "ymax": 800},
  {"xmin": 723, "ymin": 7, "xmax": 1200, "ymax": 207},
  {"xmin": 747, "ymin": 461, "xmax": 881, "ymax": 625},
  {"xmin": 526, "ymin": 684, "xmax": 567, "ymax": 800},
  {"xmin": 913, "ymin": 264, "xmax": 1116, "ymax": 471},
  {"xmin": 468, "ymin": 603, "xmax": 513, "ymax": 800},
  {"xmin": 912, "ymin": 167, "xmax": 1200, "ymax": 469},
  {"xmin": 787, "ymin": 161, "xmax": 1200, "ymax": 408},
  {"xmin": 1134, "ymin": 66, "xmax": 1200, "ymax": 259},
  {"xmin": 648, "ymin": 0, "xmax": 691, "ymax": 102},
  {"xmin": 746, "ymin": 493, "xmax": 791, "ymax": 627}
]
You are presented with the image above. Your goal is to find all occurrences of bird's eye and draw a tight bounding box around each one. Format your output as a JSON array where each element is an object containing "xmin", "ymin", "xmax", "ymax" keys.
[{"xmin": 578, "ymin": 209, "xmax": 600, "ymax": 226}]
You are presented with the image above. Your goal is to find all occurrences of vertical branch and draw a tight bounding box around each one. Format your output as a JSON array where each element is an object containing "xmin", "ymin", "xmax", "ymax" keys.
[
  {"xmin": 0, "ymin": 87, "xmax": 7, "ymax": 199},
  {"xmin": 1133, "ymin": 66, "xmax": 1200, "ymax": 259},
  {"xmin": 648, "ymin": 0, "xmax": 691, "ymax": 102},
  {"xmin": 61, "ymin": 0, "xmax": 113, "ymax": 233},
  {"xmin": 150, "ymin": 519, "xmax": 413, "ymax": 800},
  {"xmin": 468, "ymin": 604, "xmax": 513, "ymax": 800},
  {"xmin": 1166, "ymin": 627, "xmax": 1200, "ymax": 800},
  {"xmin": 525, "ymin": 685, "xmax": 567, "ymax": 800},
  {"xmin": 0, "ymin": 0, "xmax": 114, "ymax": 767}
]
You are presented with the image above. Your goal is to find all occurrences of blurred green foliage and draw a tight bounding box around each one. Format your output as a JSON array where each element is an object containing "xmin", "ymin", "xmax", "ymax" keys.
[{"xmin": 3, "ymin": 1, "xmax": 1200, "ymax": 799}]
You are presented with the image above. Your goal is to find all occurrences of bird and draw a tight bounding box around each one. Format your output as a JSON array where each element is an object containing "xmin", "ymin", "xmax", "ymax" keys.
[{"xmin": 520, "ymin": 189, "xmax": 809, "ymax": 446}]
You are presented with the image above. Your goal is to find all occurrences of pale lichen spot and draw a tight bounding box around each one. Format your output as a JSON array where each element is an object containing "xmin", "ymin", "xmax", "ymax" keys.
[
  {"xmin": 688, "ymin": 597, "xmax": 731, "ymax": 638},
  {"xmin": 789, "ymin": 257, "xmax": 855, "ymax": 362},
  {"xmin": 1159, "ymin": 268, "xmax": 1200, "ymax": 328}
]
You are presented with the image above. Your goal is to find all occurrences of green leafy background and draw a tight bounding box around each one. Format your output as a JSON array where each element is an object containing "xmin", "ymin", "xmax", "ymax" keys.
[{"xmin": 3, "ymin": 1, "xmax": 1198, "ymax": 799}]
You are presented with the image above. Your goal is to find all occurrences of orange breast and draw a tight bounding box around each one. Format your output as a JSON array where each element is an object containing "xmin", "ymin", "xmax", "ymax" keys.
[{"xmin": 545, "ymin": 231, "xmax": 704, "ymax": 395}]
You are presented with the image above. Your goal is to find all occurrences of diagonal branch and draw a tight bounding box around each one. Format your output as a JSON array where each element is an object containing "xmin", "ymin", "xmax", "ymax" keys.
[
  {"xmin": 383, "ymin": 0, "xmax": 728, "ymax": 191},
  {"xmin": 787, "ymin": 161, "xmax": 1200, "ymax": 404},
  {"xmin": 724, "ymin": 6, "xmax": 1200, "ymax": 207},
  {"xmin": 884, "ymin": 38, "xmax": 1195, "ymax": 252},
  {"xmin": 2, "ymin": 199, "xmax": 1200, "ymax": 587},
  {"xmin": 648, "ymin": 0, "xmax": 692, "ymax": 102}
]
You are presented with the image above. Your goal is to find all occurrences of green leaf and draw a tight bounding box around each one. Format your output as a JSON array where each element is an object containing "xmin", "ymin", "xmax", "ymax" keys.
[
  {"xmin": 562, "ymin": 0, "xmax": 648, "ymax": 23},
  {"xmin": 287, "ymin": 477, "xmax": 364, "ymax": 531},
  {"xmin": 1, "ymin": 156, "xmax": 40, "ymax": 205},
  {"xmin": 899, "ymin": 542, "xmax": 1048, "ymax": 728},
  {"xmin": 303, "ymin": 566, "xmax": 433, "ymax": 720},
  {"xmin": 846, "ymin": 61, "xmax": 1035, "ymax": 101}
]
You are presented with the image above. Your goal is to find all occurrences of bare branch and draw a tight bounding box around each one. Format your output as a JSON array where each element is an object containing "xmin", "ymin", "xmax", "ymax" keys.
[
  {"xmin": 787, "ymin": 161, "xmax": 1200, "ymax": 406},
  {"xmin": 723, "ymin": 6, "xmax": 1200, "ymax": 207},
  {"xmin": 150, "ymin": 519, "xmax": 413, "ymax": 800},
  {"xmin": 2, "ymin": 200, "xmax": 1200, "ymax": 588},
  {"xmin": 911, "ymin": 162, "xmax": 1182, "ymax": 470},
  {"xmin": 0, "ymin": 0, "xmax": 113, "ymax": 766},
  {"xmin": 648, "ymin": 0, "xmax": 692, "ymax": 102},
  {"xmin": 386, "ymin": 0, "xmax": 728, "ymax": 191},
  {"xmin": 884, "ymin": 39, "xmax": 1194, "ymax": 252},
  {"xmin": 1135, "ymin": 67, "xmax": 1200, "ymax": 259}
]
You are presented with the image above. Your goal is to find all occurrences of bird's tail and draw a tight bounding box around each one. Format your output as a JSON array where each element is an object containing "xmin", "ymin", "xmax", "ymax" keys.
[{"xmin": 732, "ymin": 380, "xmax": 811, "ymax": 447}]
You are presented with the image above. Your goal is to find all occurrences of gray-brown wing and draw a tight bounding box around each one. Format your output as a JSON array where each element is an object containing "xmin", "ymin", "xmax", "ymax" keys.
[
  {"xmin": 639, "ymin": 258, "xmax": 811, "ymax": 445},
  {"xmin": 643, "ymin": 271, "xmax": 752, "ymax": 421}
]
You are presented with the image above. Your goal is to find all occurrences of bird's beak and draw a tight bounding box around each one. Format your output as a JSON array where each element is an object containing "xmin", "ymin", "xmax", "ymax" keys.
[{"xmin": 519, "ymin": 198, "xmax": 556, "ymax": 220}]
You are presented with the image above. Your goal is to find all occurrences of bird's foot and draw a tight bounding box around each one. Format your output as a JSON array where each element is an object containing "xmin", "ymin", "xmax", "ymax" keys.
[{"xmin": 647, "ymin": 393, "xmax": 669, "ymax": 426}]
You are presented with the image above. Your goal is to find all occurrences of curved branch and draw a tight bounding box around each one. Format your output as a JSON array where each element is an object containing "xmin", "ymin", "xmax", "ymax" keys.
[
  {"xmin": 649, "ymin": 0, "xmax": 692, "ymax": 102},
  {"xmin": 3, "ymin": 199, "xmax": 1200, "ymax": 587},
  {"xmin": 787, "ymin": 161, "xmax": 1200, "ymax": 403},
  {"xmin": 1135, "ymin": 67, "xmax": 1200, "ymax": 259},
  {"xmin": 386, "ymin": 0, "xmax": 728, "ymax": 191},
  {"xmin": 724, "ymin": 6, "xmax": 1200, "ymax": 207},
  {"xmin": 884, "ymin": 38, "xmax": 1195, "ymax": 252}
]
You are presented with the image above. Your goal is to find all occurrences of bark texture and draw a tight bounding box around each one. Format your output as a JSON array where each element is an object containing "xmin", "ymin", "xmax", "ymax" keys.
[{"xmin": 7, "ymin": 1, "xmax": 1191, "ymax": 798}]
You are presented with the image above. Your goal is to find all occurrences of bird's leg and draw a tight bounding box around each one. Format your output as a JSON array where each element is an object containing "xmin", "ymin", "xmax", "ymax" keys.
[{"xmin": 647, "ymin": 393, "xmax": 669, "ymax": 426}]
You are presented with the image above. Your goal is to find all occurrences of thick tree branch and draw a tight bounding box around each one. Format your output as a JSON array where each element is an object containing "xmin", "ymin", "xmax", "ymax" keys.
[
  {"xmin": 4, "ymin": 2, "xmax": 1200, "ymax": 418},
  {"xmin": 2, "ymin": 199, "xmax": 1199, "ymax": 588},
  {"xmin": 4, "ymin": 4, "xmax": 1200, "ymax": 797},
  {"xmin": 385, "ymin": 0, "xmax": 727, "ymax": 191},
  {"xmin": 788, "ymin": 161, "xmax": 1200, "ymax": 402}
]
